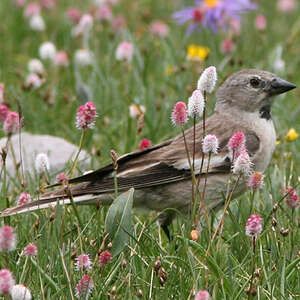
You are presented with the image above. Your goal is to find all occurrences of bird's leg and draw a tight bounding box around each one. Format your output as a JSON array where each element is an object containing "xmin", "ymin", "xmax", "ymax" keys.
[
  {"xmin": 158, "ymin": 211, "xmax": 174, "ymax": 242},
  {"xmin": 161, "ymin": 224, "xmax": 172, "ymax": 241}
]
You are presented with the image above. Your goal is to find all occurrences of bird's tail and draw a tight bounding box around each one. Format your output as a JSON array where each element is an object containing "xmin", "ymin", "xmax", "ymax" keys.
[{"xmin": 1, "ymin": 188, "xmax": 104, "ymax": 217}]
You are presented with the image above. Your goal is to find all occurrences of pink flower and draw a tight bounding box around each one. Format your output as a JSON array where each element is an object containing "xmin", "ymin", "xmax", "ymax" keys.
[
  {"xmin": 0, "ymin": 226, "xmax": 17, "ymax": 252},
  {"xmin": 139, "ymin": 138, "xmax": 152, "ymax": 150},
  {"xmin": 195, "ymin": 290, "xmax": 210, "ymax": 300},
  {"xmin": 229, "ymin": 18, "xmax": 241, "ymax": 36},
  {"xmin": 0, "ymin": 269, "xmax": 15, "ymax": 294},
  {"xmin": 233, "ymin": 150, "xmax": 252, "ymax": 175},
  {"xmin": 150, "ymin": 20, "xmax": 169, "ymax": 38},
  {"xmin": 188, "ymin": 90, "xmax": 204, "ymax": 118},
  {"xmin": 171, "ymin": 101, "xmax": 188, "ymax": 126},
  {"xmin": 277, "ymin": 0, "xmax": 297, "ymax": 13},
  {"xmin": 13, "ymin": 0, "xmax": 26, "ymax": 7},
  {"xmin": 73, "ymin": 14, "xmax": 93, "ymax": 37},
  {"xmin": 75, "ymin": 274, "xmax": 94, "ymax": 299},
  {"xmin": 0, "ymin": 83, "xmax": 4, "ymax": 104},
  {"xmin": 111, "ymin": 15, "xmax": 126, "ymax": 31},
  {"xmin": 284, "ymin": 186, "xmax": 299, "ymax": 209},
  {"xmin": 23, "ymin": 243, "xmax": 38, "ymax": 256},
  {"xmin": 99, "ymin": 250, "xmax": 112, "ymax": 266},
  {"xmin": 221, "ymin": 38, "xmax": 236, "ymax": 54},
  {"xmin": 245, "ymin": 214, "xmax": 262, "ymax": 236},
  {"xmin": 202, "ymin": 134, "xmax": 219, "ymax": 154},
  {"xmin": 75, "ymin": 254, "xmax": 92, "ymax": 271},
  {"xmin": 0, "ymin": 105, "xmax": 9, "ymax": 123},
  {"xmin": 57, "ymin": 173, "xmax": 68, "ymax": 183},
  {"xmin": 95, "ymin": 5, "xmax": 112, "ymax": 21},
  {"xmin": 228, "ymin": 132, "xmax": 246, "ymax": 159},
  {"xmin": 24, "ymin": 2, "xmax": 41, "ymax": 18},
  {"xmin": 3, "ymin": 112, "xmax": 21, "ymax": 135},
  {"xmin": 248, "ymin": 172, "xmax": 264, "ymax": 190},
  {"xmin": 197, "ymin": 66, "xmax": 218, "ymax": 93},
  {"xmin": 54, "ymin": 51, "xmax": 69, "ymax": 67},
  {"xmin": 76, "ymin": 101, "xmax": 97, "ymax": 129},
  {"xmin": 66, "ymin": 8, "xmax": 82, "ymax": 24},
  {"xmin": 25, "ymin": 73, "xmax": 45, "ymax": 88},
  {"xmin": 40, "ymin": 0, "xmax": 56, "ymax": 9},
  {"xmin": 115, "ymin": 42, "xmax": 134, "ymax": 62},
  {"xmin": 255, "ymin": 14, "xmax": 267, "ymax": 31},
  {"xmin": 17, "ymin": 192, "xmax": 31, "ymax": 206},
  {"xmin": 192, "ymin": 8, "xmax": 204, "ymax": 24}
]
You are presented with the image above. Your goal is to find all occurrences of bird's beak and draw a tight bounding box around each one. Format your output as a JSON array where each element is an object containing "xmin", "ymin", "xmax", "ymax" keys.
[{"xmin": 266, "ymin": 77, "xmax": 296, "ymax": 96}]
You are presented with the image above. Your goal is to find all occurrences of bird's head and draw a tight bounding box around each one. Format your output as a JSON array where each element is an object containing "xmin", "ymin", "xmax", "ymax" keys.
[{"xmin": 216, "ymin": 69, "xmax": 296, "ymax": 115}]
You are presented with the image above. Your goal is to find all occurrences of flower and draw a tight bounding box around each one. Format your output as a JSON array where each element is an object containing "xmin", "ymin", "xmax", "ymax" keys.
[
  {"xmin": 99, "ymin": 250, "xmax": 112, "ymax": 266},
  {"xmin": 76, "ymin": 101, "xmax": 97, "ymax": 129},
  {"xmin": 35, "ymin": 153, "xmax": 50, "ymax": 174},
  {"xmin": 39, "ymin": 42, "xmax": 56, "ymax": 61},
  {"xmin": 11, "ymin": 284, "xmax": 32, "ymax": 300},
  {"xmin": 75, "ymin": 274, "xmax": 94, "ymax": 299},
  {"xmin": 0, "ymin": 269, "xmax": 15, "ymax": 294},
  {"xmin": 202, "ymin": 134, "xmax": 219, "ymax": 154},
  {"xmin": 173, "ymin": 0, "xmax": 257, "ymax": 34},
  {"xmin": 255, "ymin": 14, "xmax": 267, "ymax": 31},
  {"xmin": 129, "ymin": 104, "xmax": 145, "ymax": 119},
  {"xmin": 228, "ymin": 132, "xmax": 246, "ymax": 159},
  {"xmin": 24, "ymin": 2, "xmax": 41, "ymax": 18},
  {"xmin": 220, "ymin": 38, "xmax": 236, "ymax": 53},
  {"xmin": 115, "ymin": 42, "xmax": 134, "ymax": 62},
  {"xmin": 3, "ymin": 111, "xmax": 21, "ymax": 135},
  {"xmin": 17, "ymin": 192, "xmax": 31, "ymax": 206},
  {"xmin": 111, "ymin": 14, "xmax": 126, "ymax": 31},
  {"xmin": 23, "ymin": 243, "xmax": 38, "ymax": 256},
  {"xmin": 28, "ymin": 59, "xmax": 44, "ymax": 74},
  {"xmin": 0, "ymin": 226, "xmax": 17, "ymax": 252},
  {"xmin": 66, "ymin": 8, "xmax": 82, "ymax": 24},
  {"xmin": 285, "ymin": 128, "xmax": 299, "ymax": 142},
  {"xmin": 72, "ymin": 14, "xmax": 93, "ymax": 37},
  {"xmin": 0, "ymin": 105, "xmax": 9, "ymax": 123},
  {"xmin": 245, "ymin": 214, "xmax": 262, "ymax": 236},
  {"xmin": 197, "ymin": 66, "xmax": 217, "ymax": 93},
  {"xmin": 25, "ymin": 73, "xmax": 45, "ymax": 89},
  {"xmin": 75, "ymin": 254, "xmax": 92, "ymax": 271},
  {"xmin": 195, "ymin": 290, "xmax": 210, "ymax": 300},
  {"xmin": 29, "ymin": 15, "xmax": 46, "ymax": 31},
  {"xmin": 284, "ymin": 186, "xmax": 299, "ymax": 209},
  {"xmin": 139, "ymin": 138, "xmax": 152, "ymax": 150},
  {"xmin": 95, "ymin": 5, "xmax": 112, "ymax": 21},
  {"xmin": 54, "ymin": 51, "xmax": 69, "ymax": 67},
  {"xmin": 57, "ymin": 173, "xmax": 68, "ymax": 183},
  {"xmin": 171, "ymin": 101, "xmax": 188, "ymax": 126},
  {"xmin": 0, "ymin": 83, "xmax": 4, "ymax": 104},
  {"xmin": 277, "ymin": 0, "xmax": 297, "ymax": 13},
  {"xmin": 248, "ymin": 172, "xmax": 264, "ymax": 190},
  {"xmin": 232, "ymin": 150, "xmax": 252, "ymax": 175},
  {"xmin": 74, "ymin": 49, "xmax": 93, "ymax": 67},
  {"xmin": 150, "ymin": 20, "xmax": 169, "ymax": 38},
  {"xmin": 188, "ymin": 90, "xmax": 205, "ymax": 118},
  {"xmin": 187, "ymin": 44, "xmax": 210, "ymax": 61}
]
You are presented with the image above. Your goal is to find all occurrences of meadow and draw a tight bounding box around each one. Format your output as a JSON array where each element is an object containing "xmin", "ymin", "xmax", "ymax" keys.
[{"xmin": 0, "ymin": 0, "xmax": 299, "ymax": 299}]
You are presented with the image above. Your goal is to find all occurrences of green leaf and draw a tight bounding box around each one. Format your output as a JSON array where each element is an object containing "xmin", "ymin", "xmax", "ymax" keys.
[{"xmin": 105, "ymin": 188, "xmax": 134, "ymax": 256}]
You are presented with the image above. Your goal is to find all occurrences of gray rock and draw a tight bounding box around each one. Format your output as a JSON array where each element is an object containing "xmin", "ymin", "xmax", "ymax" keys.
[{"xmin": 0, "ymin": 132, "xmax": 91, "ymax": 180}]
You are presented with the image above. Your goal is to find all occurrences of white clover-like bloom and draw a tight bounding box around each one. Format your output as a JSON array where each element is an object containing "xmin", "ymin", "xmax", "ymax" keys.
[
  {"xmin": 74, "ymin": 49, "xmax": 93, "ymax": 67},
  {"xmin": 202, "ymin": 134, "xmax": 219, "ymax": 154},
  {"xmin": 28, "ymin": 59, "xmax": 44, "ymax": 74},
  {"xmin": 25, "ymin": 73, "xmax": 45, "ymax": 88},
  {"xmin": 29, "ymin": 15, "xmax": 45, "ymax": 31},
  {"xmin": 197, "ymin": 66, "xmax": 217, "ymax": 93},
  {"xmin": 187, "ymin": 90, "xmax": 205, "ymax": 118},
  {"xmin": 39, "ymin": 42, "xmax": 56, "ymax": 61},
  {"xmin": 115, "ymin": 42, "xmax": 134, "ymax": 62},
  {"xmin": 11, "ymin": 284, "xmax": 32, "ymax": 300},
  {"xmin": 129, "ymin": 104, "xmax": 145, "ymax": 119},
  {"xmin": 72, "ymin": 14, "xmax": 93, "ymax": 37},
  {"xmin": 233, "ymin": 150, "xmax": 252, "ymax": 175},
  {"xmin": 35, "ymin": 153, "xmax": 50, "ymax": 174}
]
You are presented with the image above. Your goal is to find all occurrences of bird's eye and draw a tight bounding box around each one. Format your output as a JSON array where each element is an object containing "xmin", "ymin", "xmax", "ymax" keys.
[{"xmin": 250, "ymin": 77, "xmax": 260, "ymax": 88}]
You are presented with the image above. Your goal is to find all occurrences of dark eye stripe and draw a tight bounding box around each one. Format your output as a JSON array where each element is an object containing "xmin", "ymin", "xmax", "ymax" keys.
[{"xmin": 250, "ymin": 77, "xmax": 260, "ymax": 87}]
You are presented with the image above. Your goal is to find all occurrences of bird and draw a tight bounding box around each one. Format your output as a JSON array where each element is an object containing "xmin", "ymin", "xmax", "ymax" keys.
[{"xmin": 1, "ymin": 69, "xmax": 296, "ymax": 239}]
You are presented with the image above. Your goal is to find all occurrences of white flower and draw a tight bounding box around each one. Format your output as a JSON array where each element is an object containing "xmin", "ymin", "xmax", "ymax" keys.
[
  {"xmin": 197, "ymin": 66, "xmax": 218, "ymax": 93},
  {"xmin": 35, "ymin": 153, "xmax": 50, "ymax": 174},
  {"xmin": 187, "ymin": 90, "xmax": 205, "ymax": 118},
  {"xmin": 115, "ymin": 42, "xmax": 134, "ymax": 62},
  {"xmin": 11, "ymin": 284, "xmax": 32, "ymax": 300},
  {"xmin": 129, "ymin": 104, "xmax": 145, "ymax": 119},
  {"xmin": 29, "ymin": 15, "xmax": 45, "ymax": 31},
  {"xmin": 202, "ymin": 134, "xmax": 219, "ymax": 154},
  {"xmin": 25, "ymin": 73, "xmax": 45, "ymax": 88},
  {"xmin": 28, "ymin": 59, "xmax": 44, "ymax": 74},
  {"xmin": 39, "ymin": 42, "xmax": 56, "ymax": 61},
  {"xmin": 233, "ymin": 151, "xmax": 252, "ymax": 175},
  {"xmin": 74, "ymin": 49, "xmax": 93, "ymax": 67},
  {"xmin": 72, "ymin": 14, "xmax": 93, "ymax": 37}
]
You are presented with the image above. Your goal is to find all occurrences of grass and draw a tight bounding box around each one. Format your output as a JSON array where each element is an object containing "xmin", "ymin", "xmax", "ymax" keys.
[{"xmin": 0, "ymin": 0, "xmax": 300, "ymax": 299}]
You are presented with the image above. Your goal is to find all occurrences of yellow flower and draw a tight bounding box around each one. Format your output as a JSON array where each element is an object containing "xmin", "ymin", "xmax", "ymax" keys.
[
  {"xmin": 187, "ymin": 44, "xmax": 210, "ymax": 61},
  {"xmin": 204, "ymin": 0, "xmax": 220, "ymax": 8},
  {"xmin": 285, "ymin": 128, "xmax": 299, "ymax": 142},
  {"xmin": 165, "ymin": 65, "xmax": 174, "ymax": 76},
  {"xmin": 276, "ymin": 140, "xmax": 280, "ymax": 146}
]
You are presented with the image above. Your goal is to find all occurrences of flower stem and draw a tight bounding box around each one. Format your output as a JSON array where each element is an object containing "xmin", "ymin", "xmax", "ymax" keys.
[{"xmin": 247, "ymin": 236, "xmax": 257, "ymax": 300}]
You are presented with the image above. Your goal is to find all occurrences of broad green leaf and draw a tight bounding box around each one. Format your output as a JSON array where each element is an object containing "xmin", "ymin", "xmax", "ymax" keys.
[{"xmin": 105, "ymin": 188, "xmax": 134, "ymax": 256}]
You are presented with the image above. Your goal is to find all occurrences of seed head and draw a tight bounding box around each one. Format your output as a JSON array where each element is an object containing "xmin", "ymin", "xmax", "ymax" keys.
[
  {"xmin": 197, "ymin": 66, "xmax": 217, "ymax": 93},
  {"xmin": 187, "ymin": 90, "xmax": 205, "ymax": 118},
  {"xmin": 245, "ymin": 214, "xmax": 262, "ymax": 237},
  {"xmin": 202, "ymin": 134, "xmax": 219, "ymax": 154},
  {"xmin": 171, "ymin": 101, "xmax": 188, "ymax": 126}
]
